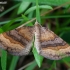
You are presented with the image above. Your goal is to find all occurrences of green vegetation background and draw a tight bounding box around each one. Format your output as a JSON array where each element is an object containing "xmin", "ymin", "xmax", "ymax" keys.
[{"xmin": 0, "ymin": 0, "xmax": 70, "ymax": 70}]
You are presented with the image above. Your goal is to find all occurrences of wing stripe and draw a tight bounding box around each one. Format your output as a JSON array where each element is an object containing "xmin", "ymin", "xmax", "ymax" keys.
[{"xmin": 6, "ymin": 30, "xmax": 28, "ymax": 47}]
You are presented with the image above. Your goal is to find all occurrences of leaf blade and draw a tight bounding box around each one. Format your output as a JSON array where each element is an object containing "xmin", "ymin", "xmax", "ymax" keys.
[
  {"xmin": 25, "ymin": 5, "xmax": 53, "ymax": 15},
  {"xmin": 32, "ymin": 47, "xmax": 43, "ymax": 67},
  {"xmin": 1, "ymin": 50, "xmax": 7, "ymax": 70},
  {"xmin": 17, "ymin": 1, "xmax": 31, "ymax": 14}
]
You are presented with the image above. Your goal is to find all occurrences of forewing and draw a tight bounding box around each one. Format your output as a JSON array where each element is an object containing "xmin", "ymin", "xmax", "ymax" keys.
[
  {"xmin": 0, "ymin": 26, "xmax": 34, "ymax": 55},
  {"xmin": 35, "ymin": 22, "xmax": 70, "ymax": 60}
]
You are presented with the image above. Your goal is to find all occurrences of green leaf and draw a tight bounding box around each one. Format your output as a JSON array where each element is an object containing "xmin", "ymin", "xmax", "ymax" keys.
[
  {"xmin": 36, "ymin": 0, "xmax": 41, "ymax": 23},
  {"xmin": 25, "ymin": 0, "xmax": 70, "ymax": 7},
  {"xmin": 17, "ymin": 1, "xmax": 31, "ymax": 14},
  {"xmin": 32, "ymin": 47, "xmax": 43, "ymax": 67},
  {"xmin": 62, "ymin": 57, "xmax": 70, "ymax": 62},
  {"xmin": 0, "ymin": 28, "xmax": 4, "ymax": 33},
  {"xmin": 9, "ymin": 56, "xmax": 19, "ymax": 70},
  {"xmin": 2, "ymin": 17, "xmax": 21, "ymax": 32},
  {"xmin": 21, "ymin": 14, "xmax": 33, "ymax": 26},
  {"xmin": 1, "ymin": 50, "xmax": 7, "ymax": 70},
  {"xmin": 25, "ymin": 5, "xmax": 53, "ymax": 15},
  {"xmin": 25, "ymin": 61, "xmax": 37, "ymax": 70},
  {"xmin": 62, "ymin": 57, "xmax": 70, "ymax": 67},
  {"xmin": 28, "ymin": 3, "xmax": 35, "ymax": 19},
  {"xmin": 42, "ymin": 15, "xmax": 70, "ymax": 19},
  {"xmin": 0, "ymin": 18, "xmax": 23, "ymax": 25},
  {"xmin": 48, "ymin": 61, "xmax": 56, "ymax": 70}
]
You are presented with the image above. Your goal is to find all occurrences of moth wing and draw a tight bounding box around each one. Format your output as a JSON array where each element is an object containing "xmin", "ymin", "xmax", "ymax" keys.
[
  {"xmin": 35, "ymin": 21, "xmax": 70, "ymax": 60},
  {"xmin": 0, "ymin": 26, "xmax": 34, "ymax": 55}
]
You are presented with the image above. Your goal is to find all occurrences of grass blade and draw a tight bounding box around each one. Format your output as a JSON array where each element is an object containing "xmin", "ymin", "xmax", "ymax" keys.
[
  {"xmin": 25, "ymin": 61, "xmax": 37, "ymax": 70},
  {"xmin": 1, "ymin": 50, "xmax": 7, "ymax": 70},
  {"xmin": 48, "ymin": 61, "xmax": 56, "ymax": 70},
  {"xmin": 0, "ymin": 28, "xmax": 4, "ymax": 33},
  {"xmin": 17, "ymin": 1, "xmax": 31, "ymax": 14},
  {"xmin": 9, "ymin": 56, "xmax": 19, "ymax": 70},
  {"xmin": 36, "ymin": 0, "xmax": 41, "ymax": 23},
  {"xmin": 32, "ymin": 47, "xmax": 43, "ymax": 67},
  {"xmin": 2, "ymin": 17, "xmax": 22, "ymax": 32},
  {"xmin": 23, "ymin": 0, "xmax": 70, "ymax": 7},
  {"xmin": 21, "ymin": 15, "xmax": 33, "ymax": 26},
  {"xmin": 25, "ymin": 5, "xmax": 52, "ymax": 15}
]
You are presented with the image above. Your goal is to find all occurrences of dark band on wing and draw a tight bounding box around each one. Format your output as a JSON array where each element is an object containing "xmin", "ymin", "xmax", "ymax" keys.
[
  {"xmin": 6, "ymin": 29, "xmax": 28, "ymax": 46},
  {"xmin": 16, "ymin": 26, "xmax": 34, "ymax": 42},
  {"xmin": 41, "ymin": 37, "xmax": 67, "ymax": 48},
  {"xmin": 0, "ymin": 39, "xmax": 18, "ymax": 53}
]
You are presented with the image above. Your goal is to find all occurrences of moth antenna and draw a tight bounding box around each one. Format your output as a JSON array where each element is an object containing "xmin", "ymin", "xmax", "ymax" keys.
[
  {"xmin": 16, "ymin": 24, "xmax": 25, "ymax": 29},
  {"xmin": 16, "ymin": 20, "xmax": 34, "ymax": 29}
]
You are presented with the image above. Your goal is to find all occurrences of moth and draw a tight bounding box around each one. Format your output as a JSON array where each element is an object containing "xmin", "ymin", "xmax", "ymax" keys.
[{"xmin": 0, "ymin": 21, "xmax": 70, "ymax": 60}]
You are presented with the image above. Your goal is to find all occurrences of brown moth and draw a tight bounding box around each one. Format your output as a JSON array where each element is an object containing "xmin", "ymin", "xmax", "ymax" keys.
[
  {"xmin": 0, "ymin": 21, "xmax": 70, "ymax": 60},
  {"xmin": 0, "ymin": 26, "xmax": 34, "ymax": 55},
  {"xmin": 35, "ymin": 21, "xmax": 70, "ymax": 60}
]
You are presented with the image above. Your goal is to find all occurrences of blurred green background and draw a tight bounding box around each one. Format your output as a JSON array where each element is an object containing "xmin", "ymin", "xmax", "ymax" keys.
[{"xmin": 0, "ymin": 0, "xmax": 70, "ymax": 70}]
